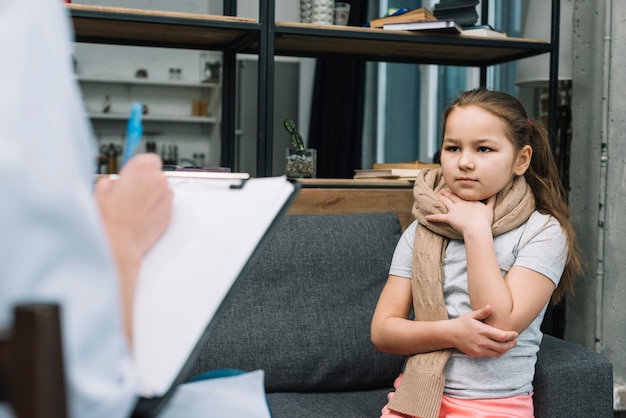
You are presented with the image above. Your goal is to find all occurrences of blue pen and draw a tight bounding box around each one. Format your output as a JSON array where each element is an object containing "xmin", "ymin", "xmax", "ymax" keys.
[{"xmin": 121, "ymin": 102, "xmax": 144, "ymax": 167}]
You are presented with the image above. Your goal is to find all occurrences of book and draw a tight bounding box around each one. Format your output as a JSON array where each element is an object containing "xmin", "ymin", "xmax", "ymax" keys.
[
  {"xmin": 432, "ymin": 0, "xmax": 479, "ymax": 27},
  {"xmin": 131, "ymin": 175, "xmax": 299, "ymax": 417},
  {"xmin": 383, "ymin": 19, "xmax": 462, "ymax": 34},
  {"xmin": 354, "ymin": 168, "xmax": 424, "ymax": 179},
  {"xmin": 461, "ymin": 25, "xmax": 507, "ymax": 38},
  {"xmin": 432, "ymin": 0, "xmax": 479, "ymax": 12},
  {"xmin": 373, "ymin": 161, "xmax": 440, "ymax": 170},
  {"xmin": 369, "ymin": 7, "xmax": 437, "ymax": 29}
]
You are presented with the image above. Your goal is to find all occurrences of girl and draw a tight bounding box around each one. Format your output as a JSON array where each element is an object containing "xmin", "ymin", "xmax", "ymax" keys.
[{"xmin": 370, "ymin": 88, "xmax": 582, "ymax": 418}]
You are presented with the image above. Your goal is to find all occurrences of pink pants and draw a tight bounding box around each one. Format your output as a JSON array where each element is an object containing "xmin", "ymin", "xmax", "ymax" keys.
[{"xmin": 381, "ymin": 374, "xmax": 534, "ymax": 418}]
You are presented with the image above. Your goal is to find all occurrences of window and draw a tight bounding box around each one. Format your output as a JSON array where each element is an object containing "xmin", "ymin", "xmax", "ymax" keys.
[{"xmin": 366, "ymin": 0, "xmax": 523, "ymax": 167}]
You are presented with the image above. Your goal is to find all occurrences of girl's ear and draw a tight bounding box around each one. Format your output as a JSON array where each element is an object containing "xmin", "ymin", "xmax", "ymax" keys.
[{"xmin": 514, "ymin": 145, "xmax": 533, "ymax": 176}]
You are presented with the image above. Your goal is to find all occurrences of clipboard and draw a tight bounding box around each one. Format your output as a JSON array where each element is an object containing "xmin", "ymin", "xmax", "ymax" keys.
[{"xmin": 131, "ymin": 174, "xmax": 300, "ymax": 417}]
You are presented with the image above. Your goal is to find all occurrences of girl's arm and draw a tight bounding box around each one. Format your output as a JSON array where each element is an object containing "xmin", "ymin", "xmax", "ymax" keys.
[
  {"xmin": 427, "ymin": 190, "xmax": 557, "ymax": 333},
  {"xmin": 371, "ymin": 275, "xmax": 518, "ymax": 357},
  {"xmin": 464, "ymin": 227, "xmax": 556, "ymax": 333}
]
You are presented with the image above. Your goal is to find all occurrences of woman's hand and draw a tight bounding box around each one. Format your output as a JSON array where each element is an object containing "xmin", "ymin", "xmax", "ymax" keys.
[
  {"xmin": 94, "ymin": 153, "xmax": 174, "ymax": 345},
  {"xmin": 95, "ymin": 154, "xmax": 173, "ymax": 258}
]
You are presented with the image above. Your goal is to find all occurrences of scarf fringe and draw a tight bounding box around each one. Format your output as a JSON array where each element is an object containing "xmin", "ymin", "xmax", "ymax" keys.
[{"xmin": 388, "ymin": 349, "xmax": 454, "ymax": 417}]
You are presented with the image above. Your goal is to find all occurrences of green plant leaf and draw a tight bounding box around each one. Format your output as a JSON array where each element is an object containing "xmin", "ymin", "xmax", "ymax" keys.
[{"xmin": 283, "ymin": 118, "xmax": 304, "ymax": 150}]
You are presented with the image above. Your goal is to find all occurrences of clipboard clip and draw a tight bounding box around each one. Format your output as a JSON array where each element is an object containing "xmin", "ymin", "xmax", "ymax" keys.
[{"xmin": 230, "ymin": 179, "xmax": 248, "ymax": 189}]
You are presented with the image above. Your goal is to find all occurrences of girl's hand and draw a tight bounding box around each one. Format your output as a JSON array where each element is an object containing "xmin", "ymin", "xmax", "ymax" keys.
[
  {"xmin": 425, "ymin": 189, "xmax": 495, "ymax": 237},
  {"xmin": 451, "ymin": 305, "xmax": 518, "ymax": 357}
]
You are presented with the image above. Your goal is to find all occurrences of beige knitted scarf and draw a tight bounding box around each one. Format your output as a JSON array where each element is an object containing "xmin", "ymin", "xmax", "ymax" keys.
[{"xmin": 388, "ymin": 167, "xmax": 536, "ymax": 418}]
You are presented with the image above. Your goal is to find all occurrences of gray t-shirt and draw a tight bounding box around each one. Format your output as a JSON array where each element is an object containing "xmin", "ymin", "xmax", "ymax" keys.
[{"xmin": 389, "ymin": 211, "xmax": 567, "ymax": 399}]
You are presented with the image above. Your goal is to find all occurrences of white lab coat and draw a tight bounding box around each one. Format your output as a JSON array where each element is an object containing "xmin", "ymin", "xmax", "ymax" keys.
[
  {"xmin": 0, "ymin": 3, "xmax": 272, "ymax": 417},
  {"xmin": 0, "ymin": 1, "xmax": 137, "ymax": 417}
]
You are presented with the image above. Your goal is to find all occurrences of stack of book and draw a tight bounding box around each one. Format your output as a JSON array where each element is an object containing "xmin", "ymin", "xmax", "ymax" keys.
[
  {"xmin": 369, "ymin": 7, "xmax": 461, "ymax": 34},
  {"xmin": 369, "ymin": 7, "xmax": 437, "ymax": 29},
  {"xmin": 353, "ymin": 168, "xmax": 423, "ymax": 179},
  {"xmin": 432, "ymin": 0, "xmax": 479, "ymax": 27},
  {"xmin": 382, "ymin": 19, "xmax": 462, "ymax": 34},
  {"xmin": 353, "ymin": 161, "xmax": 439, "ymax": 179}
]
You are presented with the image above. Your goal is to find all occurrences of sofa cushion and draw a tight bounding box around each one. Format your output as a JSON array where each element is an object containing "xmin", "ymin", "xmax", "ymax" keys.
[
  {"xmin": 267, "ymin": 389, "xmax": 390, "ymax": 417},
  {"xmin": 533, "ymin": 334, "xmax": 613, "ymax": 418},
  {"xmin": 189, "ymin": 212, "xmax": 406, "ymax": 392}
]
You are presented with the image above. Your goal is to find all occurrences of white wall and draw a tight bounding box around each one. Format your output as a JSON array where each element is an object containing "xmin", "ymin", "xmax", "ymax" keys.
[
  {"xmin": 73, "ymin": 0, "xmax": 313, "ymax": 173},
  {"xmin": 73, "ymin": 0, "xmax": 224, "ymax": 168},
  {"xmin": 236, "ymin": 0, "xmax": 299, "ymax": 21}
]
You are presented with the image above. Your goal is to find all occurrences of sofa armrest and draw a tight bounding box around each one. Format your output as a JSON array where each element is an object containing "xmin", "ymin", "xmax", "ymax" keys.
[{"xmin": 534, "ymin": 334, "xmax": 613, "ymax": 418}]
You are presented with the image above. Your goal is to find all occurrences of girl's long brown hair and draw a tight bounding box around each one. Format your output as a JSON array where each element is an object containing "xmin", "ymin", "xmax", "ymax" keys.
[{"xmin": 442, "ymin": 88, "xmax": 582, "ymax": 304}]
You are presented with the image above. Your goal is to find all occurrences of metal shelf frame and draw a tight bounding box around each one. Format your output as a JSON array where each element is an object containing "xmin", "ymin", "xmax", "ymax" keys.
[{"xmin": 69, "ymin": 0, "xmax": 560, "ymax": 177}]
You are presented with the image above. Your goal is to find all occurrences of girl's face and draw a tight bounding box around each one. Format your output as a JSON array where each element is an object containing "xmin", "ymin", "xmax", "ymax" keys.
[{"xmin": 440, "ymin": 105, "xmax": 531, "ymax": 201}]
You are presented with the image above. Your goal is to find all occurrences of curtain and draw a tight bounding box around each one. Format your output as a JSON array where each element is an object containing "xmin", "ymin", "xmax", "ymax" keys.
[{"xmin": 308, "ymin": 1, "xmax": 368, "ymax": 178}]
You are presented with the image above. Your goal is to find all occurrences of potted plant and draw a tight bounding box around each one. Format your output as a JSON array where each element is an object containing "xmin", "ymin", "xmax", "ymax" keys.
[
  {"xmin": 202, "ymin": 61, "xmax": 221, "ymax": 82},
  {"xmin": 283, "ymin": 119, "xmax": 316, "ymax": 178}
]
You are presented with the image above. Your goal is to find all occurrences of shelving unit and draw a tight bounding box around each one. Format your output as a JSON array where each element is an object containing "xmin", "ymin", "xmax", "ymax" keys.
[
  {"xmin": 78, "ymin": 77, "xmax": 221, "ymax": 89},
  {"xmin": 68, "ymin": 1, "xmax": 560, "ymax": 177},
  {"xmin": 87, "ymin": 113, "xmax": 218, "ymax": 124},
  {"xmin": 78, "ymin": 77, "xmax": 220, "ymax": 124}
]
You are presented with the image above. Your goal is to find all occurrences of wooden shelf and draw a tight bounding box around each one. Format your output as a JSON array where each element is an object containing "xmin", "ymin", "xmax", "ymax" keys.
[
  {"xmin": 68, "ymin": 4, "xmax": 259, "ymax": 50},
  {"xmin": 87, "ymin": 112, "xmax": 218, "ymax": 124},
  {"xmin": 289, "ymin": 179, "xmax": 414, "ymax": 231},
  {"xmin": 295, "ymin": 178, "xmax": 414, "ymax": 188},
  {"xmin": 271, "ymin": 22, "xmax": 550, "ymax": 65},
  {"xmin": 77, "ymin": 76, "xmax": 220, "ymax": 88},
  {"xmin": 69, "ymin": 5, "xmax": 550, "ymax": 66}
]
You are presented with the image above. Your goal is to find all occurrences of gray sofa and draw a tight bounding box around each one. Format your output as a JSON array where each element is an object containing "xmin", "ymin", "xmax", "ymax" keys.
[{"xmin": 190, "ymin": 212, "xmax": 613, "ymax": 417}]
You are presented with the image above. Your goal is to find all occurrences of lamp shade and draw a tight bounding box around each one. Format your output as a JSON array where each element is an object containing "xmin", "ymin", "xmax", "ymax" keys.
[{"xmin": 516, "ymin": 0, "xmax": 573, "ymax": 87}]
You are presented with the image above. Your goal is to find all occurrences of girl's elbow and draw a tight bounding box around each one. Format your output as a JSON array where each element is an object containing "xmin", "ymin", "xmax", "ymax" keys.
[
  {"xmin": 370, "ymin": 325, "xmax": 383, "ymax": 351},
  {"xmin": 371, "ymin": 336, "xmax": 394, "ymax": 354},
  {"xmin": 483, "ymin": 315, "xmax": 526, "ymax": 334},
  {"xmin": 370, "ymin": 322, "xmax": 390, "ymax": 353}
]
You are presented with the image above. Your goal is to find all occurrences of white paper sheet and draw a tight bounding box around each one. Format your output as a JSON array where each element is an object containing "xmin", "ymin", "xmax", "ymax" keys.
[{"xmin": 132, "ymin": 175, "xmax": 296, "ymax": 398}]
